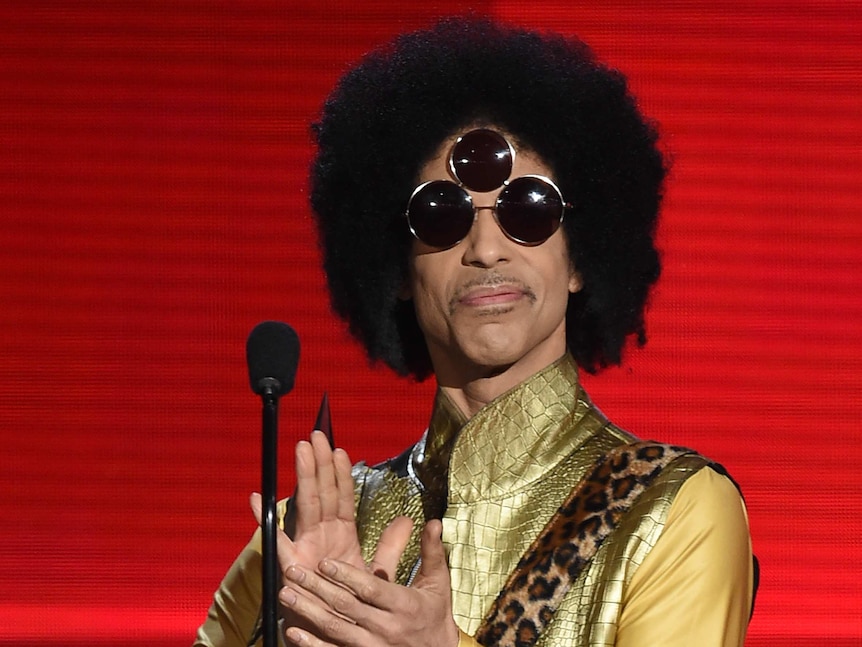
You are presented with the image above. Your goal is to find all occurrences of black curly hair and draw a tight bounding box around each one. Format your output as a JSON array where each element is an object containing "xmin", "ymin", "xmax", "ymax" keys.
[{"xmin": 310, "ymin": 17, "xmax": 665, "ymax": 381}]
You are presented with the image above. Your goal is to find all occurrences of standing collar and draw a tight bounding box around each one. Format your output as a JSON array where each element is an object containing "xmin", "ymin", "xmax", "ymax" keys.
[{"xmin": 415, "ymin": 353, "xmax": 599, "ymax": 503}]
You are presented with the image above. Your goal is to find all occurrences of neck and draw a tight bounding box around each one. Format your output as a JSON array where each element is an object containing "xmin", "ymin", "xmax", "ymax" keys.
[{"xmin": 436, "ymin": 348, "xmax": 569, "ymax": 419}]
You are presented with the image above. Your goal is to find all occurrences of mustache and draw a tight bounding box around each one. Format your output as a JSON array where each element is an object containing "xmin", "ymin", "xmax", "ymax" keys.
[{"xmin": 448, "ymin": 273, "xmax": 536, "ymax": 313}]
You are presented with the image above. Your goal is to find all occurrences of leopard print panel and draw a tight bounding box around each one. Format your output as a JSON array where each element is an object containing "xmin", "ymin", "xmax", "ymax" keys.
[{"xmin": 475, "ymin": 441, "xmax": 694, "ymax": 647}]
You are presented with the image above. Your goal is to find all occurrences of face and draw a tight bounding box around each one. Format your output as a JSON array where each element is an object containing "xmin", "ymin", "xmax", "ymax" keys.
[{"xmin": 405, "ymin": 130, "xmax": 582, "ymax": 386}]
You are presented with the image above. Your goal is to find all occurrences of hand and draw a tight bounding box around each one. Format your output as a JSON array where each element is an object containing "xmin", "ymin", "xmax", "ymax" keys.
[
  {"xmin": 278, "ymin": 519, "xmax": 460, "ymax": 647},
  {"xmin": 250, "ymin": 430, "xmax": 414, "ymax": 583}
]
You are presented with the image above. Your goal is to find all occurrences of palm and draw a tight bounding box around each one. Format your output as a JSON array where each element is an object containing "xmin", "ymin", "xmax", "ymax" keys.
[
  {"xmin": 282, "ymin": 431, "xmax": 365, "ymax": 571},
  {"xmin": 252, "ymin": 431, "xmax": 411, "ymax": 586},
  {"xmin": 289, "ymin": 512, "xmax": 365, "ymax": 571}
]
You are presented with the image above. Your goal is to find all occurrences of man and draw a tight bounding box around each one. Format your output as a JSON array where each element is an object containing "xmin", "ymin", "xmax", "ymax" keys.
[{"xmin": 196, "ymin": 18, "xmax": 755, "ymax": 647}]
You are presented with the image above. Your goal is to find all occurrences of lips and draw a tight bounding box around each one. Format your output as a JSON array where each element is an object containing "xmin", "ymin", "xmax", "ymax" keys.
[
  {"xmin": 448, "ymin": 274, "xmax": 538, "ymax": 314},
  {"xmin": 458, "ymin": 284, "xmax": 525, "ymax": 307}
]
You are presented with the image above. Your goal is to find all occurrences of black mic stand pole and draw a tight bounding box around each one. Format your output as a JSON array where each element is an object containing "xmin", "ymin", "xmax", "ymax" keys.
[
  {"xmin": 246, "ymin": 320, "xmax": 299, "ymax": 647},
  {"xmin": 260, "ymin": 380, "xmax": 280, "ymax": 647}
]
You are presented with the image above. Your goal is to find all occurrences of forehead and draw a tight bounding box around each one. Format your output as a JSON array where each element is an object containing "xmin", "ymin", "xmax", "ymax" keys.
[{"xmin": 417, "ymin": 128, "xmax": 554, "ymax": 187}]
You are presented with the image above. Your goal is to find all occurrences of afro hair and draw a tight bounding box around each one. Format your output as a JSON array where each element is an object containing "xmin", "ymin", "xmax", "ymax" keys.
[{"xmin": 310, "ymin": 17, "xmax": 666, "ymax": 380}]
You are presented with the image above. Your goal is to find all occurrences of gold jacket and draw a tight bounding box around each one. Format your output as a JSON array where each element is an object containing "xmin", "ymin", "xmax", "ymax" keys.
[{"xmin": 196, "ymin": 354, "xmax": 754, "ymax": 647}]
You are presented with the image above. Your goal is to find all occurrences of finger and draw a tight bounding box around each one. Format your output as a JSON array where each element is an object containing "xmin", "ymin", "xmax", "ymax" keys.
[
  {"xmin": 369, "ymin": 515, "xmax": 414, "ymax": 581},
  {"xmin": 250, "ymin": 493, "xmax": 301, "ymax": 574},
  {"xmin": 314, "ymin": 558, "xmax": 430, "ymax": 641},
  {"xmin": 332, "ymin": 447, "xmax": 356, "ymax": 522},
  {"xmin": 293, "ymin": 440, "xmax": 320, "ymax": 531},
  {"xmin": 415, "ymin": 519, "xmax": 451, "ymax": 587},
  {"xmin": 315, "ymin": 557, "xmax": 406, "ymax": 614},
  {"xmin": 281, "ymin": 579, "xmax": 332, "ymax": 616},
  {"xmin": 310, "ymin": 430, "xmax": 339, "ymax": 520},
  {"xmin": 284, "ymin": 564, "xmax": 364, "ymax": 619},
  {"xmin": 283, "ymin": 625, "xmax": 336, "ymax": 647},
  {"xmin": 250, "ymin": 491, "xmax": 263, "ymax": 525},
  {"xmin": 281, "ymin": 566, "xmax": 372, "ymax": 646}
]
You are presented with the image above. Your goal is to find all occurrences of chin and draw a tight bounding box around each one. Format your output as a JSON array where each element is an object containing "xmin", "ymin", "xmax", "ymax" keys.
[
  {"xmin": 469, "ymin": 333, "xmax": 565, "ymax": 373},
  {"xmin": 464, "ymin": 344, "xmax": 524, "ymax": 372}
]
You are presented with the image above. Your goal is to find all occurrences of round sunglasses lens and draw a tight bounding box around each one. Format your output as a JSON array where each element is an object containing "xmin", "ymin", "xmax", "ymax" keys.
[
  {"xmin": 495, "ymin": 176, "xmax": 564, "ymax": 244},
  {"xmin": 406, "ymin": 181, "xmax": 474, "ymax": 248},
  {"xmin": 450, "ymin": 129, "xmax": 513, "ymax": 193}
]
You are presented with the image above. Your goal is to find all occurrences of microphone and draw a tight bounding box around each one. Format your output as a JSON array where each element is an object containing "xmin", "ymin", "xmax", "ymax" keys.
[
  {"xmin": 246, "ymin": 321, "xmax": 300, "ymax": 399},
  {"xmin": 246, "ymin": 321, "xmax": 300, "ymax": 647}
]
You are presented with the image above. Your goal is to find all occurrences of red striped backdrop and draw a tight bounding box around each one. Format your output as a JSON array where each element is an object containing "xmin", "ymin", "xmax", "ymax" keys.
[{"xmin": 1, "ymin": 2, "xmax": 860, "ymax": 644}]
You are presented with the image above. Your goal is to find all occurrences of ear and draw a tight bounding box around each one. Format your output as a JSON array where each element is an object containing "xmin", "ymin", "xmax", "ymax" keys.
[{"xmin": 568, "ymin": 267, "xmax": 583, "ymax": 294}]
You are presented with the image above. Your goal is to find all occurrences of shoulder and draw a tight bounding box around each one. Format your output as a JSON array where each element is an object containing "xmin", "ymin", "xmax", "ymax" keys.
[
  {"xmin": 613, "ymin": 447, "xmax": 750, "ymax": 575},
  {"xmin": 632, "ymin": 451, "xmax": 751, "ymax": 557},
  {"xmin": 349, "ymin": 442, "xmax": 426, "ymax": 524},
  {"xmin": 615, "ymin": 463, "xmax": 754, "ymax": 646},
  {"xmin": 650, "ymin": 462, "xmax": 753, "ymax": 592},
  {"xmin": 350, "ymin": 443, "xmax": 416, "ymax": 495},
  {"xmin": 638, "ymin": 460, "xmax": 751, "ymax": 566},
  {"xmin": 583, "ymin": 443, "xmax": 751, "ymax": 598},
  {"xmin": 667, "ymin": 463, "xmax": 750, "ymax": 529}
]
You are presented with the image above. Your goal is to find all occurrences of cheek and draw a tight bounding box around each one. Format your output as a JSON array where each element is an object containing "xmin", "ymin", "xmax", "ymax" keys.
[
  {"xmin": 541, "ymin": 239, "xmax": 577, "ymax": 298},
  {"xmin": 545, "ymin": 277, "xmax": 573, "ymax": 320},
  {"xmin": 408, "ymin": 263, "xmax": 448, "ymax": 331}
]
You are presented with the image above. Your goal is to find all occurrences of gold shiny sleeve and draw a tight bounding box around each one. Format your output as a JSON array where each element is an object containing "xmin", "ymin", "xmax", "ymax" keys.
[
  {"xmin": 193, "ymin": 527, "xmax": 264, "ymax": 647},
  {"xmin": 615, "ymin": 467, "xmax": 754, "ymax": 647},
  {"xmin": 457, "ymin": 628, "xmax": 482, "ymax": 647},
  {"xmin": 194, "ymin": 499, "xmax": 291, "ymax": 646}
]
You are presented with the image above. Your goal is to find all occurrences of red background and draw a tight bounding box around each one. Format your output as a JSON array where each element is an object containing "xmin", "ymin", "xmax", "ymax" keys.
[{"xmin": 1, "ymin": 2, "xmax": 860, "ymax": 645}]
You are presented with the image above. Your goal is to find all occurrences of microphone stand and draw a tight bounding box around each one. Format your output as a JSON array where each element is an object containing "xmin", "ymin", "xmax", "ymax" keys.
[
  {"xmin": 260, "ymin": 383, "xmax": 280, "ymax": 647},
  {"xmin": 245, "ymin": 320, "xmax": 299, "ymax": 647}
]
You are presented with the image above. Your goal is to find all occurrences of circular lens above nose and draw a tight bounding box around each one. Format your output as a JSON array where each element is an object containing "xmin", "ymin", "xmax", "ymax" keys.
[{"xmin": 449, "ymin": 128, "xmax": 514, "ymax": 193}]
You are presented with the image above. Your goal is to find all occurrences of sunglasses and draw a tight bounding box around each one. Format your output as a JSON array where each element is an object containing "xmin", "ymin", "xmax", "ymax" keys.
[{"xmin": 405, "ymin": 129, "xmax": 571, "ymax": 249}]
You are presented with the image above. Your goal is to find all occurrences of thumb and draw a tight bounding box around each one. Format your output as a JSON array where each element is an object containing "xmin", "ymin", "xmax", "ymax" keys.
[
  {"xmin": 250, "ymin": 491, "xmax": 298, "ymax": 567},
  {"xmin": 415, "ymin": 519, "xmax": 450, "ymax": 587},
  {"xmin": 370, "ymin": 515, "xmax": 414, "ymax": 581},
  {"xmin": 249, "ymin": 492, "xmax": 263, "ymax": 526}
]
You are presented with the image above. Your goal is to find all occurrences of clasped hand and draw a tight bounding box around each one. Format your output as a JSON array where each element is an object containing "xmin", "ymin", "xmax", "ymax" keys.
[{"xmin": 251, "ymin": 430, "xmax": 459, "ymax": 647}]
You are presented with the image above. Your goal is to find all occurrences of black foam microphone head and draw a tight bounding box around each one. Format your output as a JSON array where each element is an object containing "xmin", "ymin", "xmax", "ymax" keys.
[{"xmin": 246, "ymin": 321, "xmax": 300, "ymax": 397}]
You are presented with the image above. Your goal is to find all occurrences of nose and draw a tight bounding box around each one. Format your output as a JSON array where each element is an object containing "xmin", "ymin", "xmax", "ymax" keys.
[{"xmin": 461, "ymin": 205, "xmax": 511, "ymax": 268}]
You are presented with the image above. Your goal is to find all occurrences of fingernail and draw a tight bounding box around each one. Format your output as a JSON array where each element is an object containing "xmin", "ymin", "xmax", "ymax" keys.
[
  {"xmin": 285, "ymin": 627, "xmax": 305, "ymax": 644},
  {"xmin": 285, "ymin": 565, "xmax": 305, "ymax": 583},
  {"xmin": 280, "ymin": 588, "xmax": 297, "ymax": 606},
  {"xmin": 319, "ymin": 560, "xmax": 336, "ymax": 576}
]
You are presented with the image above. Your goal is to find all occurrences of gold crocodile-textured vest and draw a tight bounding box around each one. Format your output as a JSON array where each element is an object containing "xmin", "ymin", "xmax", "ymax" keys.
[{"xmin": 350, "ymin": 354, "xmax": 713, "ymax": 646}]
